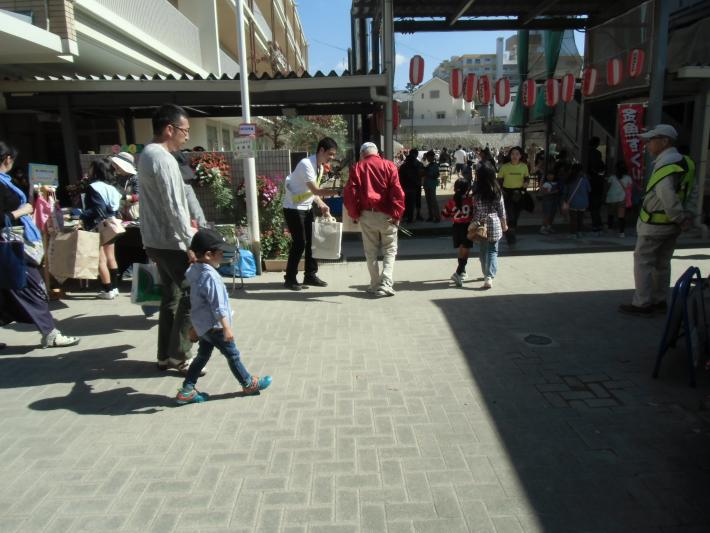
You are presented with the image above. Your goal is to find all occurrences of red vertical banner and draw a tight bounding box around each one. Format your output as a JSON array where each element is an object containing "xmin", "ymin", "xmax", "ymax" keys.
[{"xmin": 617, "ymin": 103, "xmax": 646, "ymax": 190}]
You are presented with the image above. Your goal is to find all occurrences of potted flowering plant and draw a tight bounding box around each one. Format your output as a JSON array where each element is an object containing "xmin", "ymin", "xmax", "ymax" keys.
[
  {"xmin": 190, "ymin": 152, "xmax": 233, "ymax": 211},
  {"xmin": 236, "ymin": 175, "xmax": 293, "ymax": 265}
]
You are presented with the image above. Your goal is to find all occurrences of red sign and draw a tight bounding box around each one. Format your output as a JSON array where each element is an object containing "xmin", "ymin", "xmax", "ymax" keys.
[
  {"xmin": 463, "ymin": 73, "xmax": 477, "ymax": 103},
  {"xmin": 409, "ymin": 55, "xmax": 424, "ymax": 85},
  {"xmin": 477, "ymin": 75, "xmax": 492, "ymax": 105},
  {"xmin": 495, "ymin": 77, "xmax": 510, "ymax": 106},
  {"xmin": 607, "ymin": 58, "xmax": 623, "ymax": 87},
  {"xmin": 449, "ymin": 68, "xmax": 462, "ymax": 98},
  {"xmin": 561, "ymin": 73, "xmax": 575, "ymax": 103},
  {"xmin": 375, "ymin": 102, "xmax": 400, "ymax": 132},
  {"xmin": 545, "ymin": 79, "xmax": 560, "ymax": 107},
  {"xmin": 628, "ymin": 49, "xmax": 645, "ymax": 78},
  {"xmin": 521, "ymin": 79, "xmax": 537, "ymax": 108},
  {"xmin": 617, "ymin": 103, "xmax": 646, "ymax": 191},
  {"xmin": 582, "ymin": 67, "xmax": 598, "ymax": 97}
]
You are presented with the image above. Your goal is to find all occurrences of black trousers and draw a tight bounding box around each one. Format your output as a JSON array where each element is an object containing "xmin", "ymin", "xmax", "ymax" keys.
[
  {"xmin": 403, "ymin": 188, "xmax": 419, "ymax": 222},
  {"xmin": 283, "ymin": 208, "xmax": 318, "ymax": 282},
  {"xmin": 0, "ymin": 264, "xmax": 55, "ymax": 335}
]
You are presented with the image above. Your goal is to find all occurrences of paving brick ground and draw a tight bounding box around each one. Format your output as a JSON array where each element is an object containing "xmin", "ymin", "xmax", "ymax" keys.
[{"xmin": 1, "ymin": 247, "xmax": 710, "ymax": 532}]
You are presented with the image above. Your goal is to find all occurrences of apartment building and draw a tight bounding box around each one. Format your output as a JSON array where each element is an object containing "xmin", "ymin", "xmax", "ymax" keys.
[{"xmin": 0, "ymin": 0, "xmax": 308, "ymax": 152}]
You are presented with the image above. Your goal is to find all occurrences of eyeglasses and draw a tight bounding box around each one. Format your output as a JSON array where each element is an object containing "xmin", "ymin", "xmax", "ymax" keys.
[{"xmin": 171, "ymin": 124, "xmax": 190, "ymax": 135}]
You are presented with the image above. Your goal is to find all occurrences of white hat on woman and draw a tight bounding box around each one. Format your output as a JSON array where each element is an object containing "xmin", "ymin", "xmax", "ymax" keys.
[{"xmin": 110, "ymin": 152, "xmax": 136, "ymax": 174}]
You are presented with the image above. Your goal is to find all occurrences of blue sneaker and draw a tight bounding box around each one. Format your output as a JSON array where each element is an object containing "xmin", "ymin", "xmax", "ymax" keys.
[
  {"xmin": 242, "ymin": 375, "xmax": 272, "ymax": 394},
  {"xmin": 176, "ymin": 387, "xmax": 207, "ymax": 405}
]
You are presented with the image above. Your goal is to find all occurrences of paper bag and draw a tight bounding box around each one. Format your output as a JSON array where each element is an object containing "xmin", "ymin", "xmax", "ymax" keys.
[
  {"xmin": 49, "ymin": 230, "xmax": 100, "ymax": 281},
  {"xmin": 311, "ymin": 217, "xmax": 342, "ymax": 260}
]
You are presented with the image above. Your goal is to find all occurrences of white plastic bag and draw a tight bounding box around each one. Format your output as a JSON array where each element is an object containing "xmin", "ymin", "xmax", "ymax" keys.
[{"xmin": 311, "ymin": 216, "xmax": 342, "ymax": 260}]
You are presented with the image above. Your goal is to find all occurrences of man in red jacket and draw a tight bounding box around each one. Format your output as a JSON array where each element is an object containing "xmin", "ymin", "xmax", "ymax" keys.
[{"xmin": 344, "ymin": 142, "xmax": 405, "ymax": 296}]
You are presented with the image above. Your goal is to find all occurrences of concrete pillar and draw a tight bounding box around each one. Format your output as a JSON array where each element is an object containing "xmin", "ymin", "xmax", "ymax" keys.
[{"xmin": 382, "ymin": 0, "xmax": 394, "ymax": 159}]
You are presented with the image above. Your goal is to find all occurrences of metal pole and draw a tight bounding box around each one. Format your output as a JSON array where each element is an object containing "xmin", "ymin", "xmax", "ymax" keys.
[
  {"xmin": 383, "ymin": 0, "xmax": 394, "ymax": 159},
  {"xmin": 237, "ymin": 0, "xmax": 261, "ymax": 272},
  {"xmin": 692, "ymin": 84, "xmax": 710, "ymax": 237},
  {"xmin": 646, "ymin": 0, "xmax": 670, "ymax": 130}
]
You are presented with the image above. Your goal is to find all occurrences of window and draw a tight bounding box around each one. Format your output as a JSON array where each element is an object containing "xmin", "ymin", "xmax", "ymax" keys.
[
  {"xmin": 475, "ymin": 58, "xmax": 481, "ymax": 64},
  {"xmin": 429, "ymin": 90, "xmax": 440, "ymax": 99},
  {"xmin": 466, "ymin": 58, "xmax": 473, "ymax": 64},
  {"xmin": 207, "ymin": 125, "xmax": 219, "ymax": 151},
  {"xmin": 421, "ymin": 94, "xmax": 425, "ymax": 99},
  {"xmin": 436, "ymin": 111, "xmax": 446, "ymax": 119},
  {"xmin": 221, "ymin": 129, "xmax": 231, "ymax": 150}
]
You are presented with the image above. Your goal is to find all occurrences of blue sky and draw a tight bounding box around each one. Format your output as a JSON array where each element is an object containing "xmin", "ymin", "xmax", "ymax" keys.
[{"xmin": 298, "ymin": 1, "xmax": 584, "ymax": 91}]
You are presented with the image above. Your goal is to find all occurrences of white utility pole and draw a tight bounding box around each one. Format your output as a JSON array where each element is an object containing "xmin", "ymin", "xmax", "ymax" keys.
[{"xmin": 236, "ymin": 0, "xmax": 261, "ymax": 272}]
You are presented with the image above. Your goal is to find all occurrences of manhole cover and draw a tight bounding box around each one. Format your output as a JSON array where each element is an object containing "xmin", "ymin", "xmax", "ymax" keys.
[{"xmin": 524, "ymin": 334, "xmax": 552, "ymax": 346}]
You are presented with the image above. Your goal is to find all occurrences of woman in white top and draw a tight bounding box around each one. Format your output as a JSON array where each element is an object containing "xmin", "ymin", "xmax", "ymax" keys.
[
  {"xmin": 81, "ymin": 158, "xmax": 123, "ymax": 299},
  {"xmin": 605, "ymin": 160, "xmax": 633, "ymax": 237}
]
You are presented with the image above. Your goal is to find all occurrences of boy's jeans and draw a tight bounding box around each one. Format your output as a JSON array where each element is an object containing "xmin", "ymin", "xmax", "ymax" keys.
[
  {"xmin": 478, "ymin": 240, "xmax": 499, "ymax": 278},
  {"xmin": 183, "ymin": 329, "xmax": 252, "ymax": 388}
]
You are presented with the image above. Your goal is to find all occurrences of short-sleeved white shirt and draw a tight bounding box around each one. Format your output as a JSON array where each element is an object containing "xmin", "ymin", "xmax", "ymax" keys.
[
  {"xmin": 283, "ymin": 155, "xmax": 320, "ymax": 210},
  {"xmin": 454, "ymin": 149, "xmax": 467, "ymax": 165}
]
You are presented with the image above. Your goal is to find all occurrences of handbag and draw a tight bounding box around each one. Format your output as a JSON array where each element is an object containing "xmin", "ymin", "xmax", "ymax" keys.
[
  {"xmin": 0, "ymin": 240, "xmax": 26, "ymax": 289},
  {"xmin": 311, "ymin": 216, "xmax": 343, "ymax": 260},
  {"xmin": 2, "ymin": 216, "xmax": 44, "ymax": 266},
  {"xmin": 521, "ymin": 190, "xmax": 535, "ymax": 213},
  {"xmin": 467, "ymin": 220, "xmax": 488, "ymax": 242},
  {"xmin": 98, "ymin": 216, "xmax": 126, "ymax": 245},
  {"xmin": 130, "ymin": 262, "xmax": 162, "ymax": 306}
]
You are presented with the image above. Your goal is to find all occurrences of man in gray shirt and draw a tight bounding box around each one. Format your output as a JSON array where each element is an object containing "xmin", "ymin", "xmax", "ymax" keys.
[{"xmin": 138, "ymin": 104, "xmax": 198, "ymax": 374}]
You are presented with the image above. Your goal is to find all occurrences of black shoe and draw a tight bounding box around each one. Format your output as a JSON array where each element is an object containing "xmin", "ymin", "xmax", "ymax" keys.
[
  {"xmin": 303, "ymin": 275, "xmax": 328, "ymax": 287},
  {"xmin": 652, "ymin": 301, "xmax": 668, "ymax": 314},
  {"xmin": 284, "ymin": 281, "xmax": 303, "ymax": 291},
  {"xmin": 618, "ymin": 303, "xmax": 654, "ymax": 317}
]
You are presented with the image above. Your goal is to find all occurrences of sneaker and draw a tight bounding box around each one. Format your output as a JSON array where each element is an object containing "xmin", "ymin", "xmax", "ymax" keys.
[
  {"xmin": 618, "ymin": 232, "xmax": 626, "ymax": 238},
  {"xmin": 366, "ymin": 286, "xmax": 380, "ymax": 294},
  {"xmin": 243, "ymin": 375, "xmax": 272, "ymax": 395},
  {"xmin": 41, "ymin": 329, "xmax": 80, "ymax": 348},
  {"xmin": 110, "ymin": 288, "xmax": 119, "ymax": 297},
  {"xmin": 450, "ymin": 272, "xmax": 463, "ymax": 287},
  {"xmin": 303, "ymin": 275, "xmax": 328, "ymax": 287},
  {"xmin": 176, "ymin": 387, "xmax": 207, "ymax": 405},
  {"xmin": 97, "ymin": 290, "xmax": 116, "ymax": 300},
  {"xmin": 482, "ymin": 277, "xmax": 492, "ymax": 289},
  {"xmin": 618, "ymin": 304, "xmax": 654, "ymax": 317},
  {"xmin": 460, "ymin": 271, "xmax": 468, "ymax": 280},
  {"xmin": 539, "ymin": 226, "xmax": 550, "ymax": 235},
  {"xmin": 378, "ymin": 285, "xmax": 395, "ymax": 297}
]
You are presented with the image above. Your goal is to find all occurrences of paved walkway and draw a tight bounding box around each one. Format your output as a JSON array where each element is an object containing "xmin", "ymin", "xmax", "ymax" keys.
[{"xmin": 1, "ymin": 248, "xmax": 710, "ymax": 532}]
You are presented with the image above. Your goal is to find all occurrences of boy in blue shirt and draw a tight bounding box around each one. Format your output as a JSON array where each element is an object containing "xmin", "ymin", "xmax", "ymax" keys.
[{"xmin": 176, "ymin": 229, "xmax": 271, "ymax": 404}]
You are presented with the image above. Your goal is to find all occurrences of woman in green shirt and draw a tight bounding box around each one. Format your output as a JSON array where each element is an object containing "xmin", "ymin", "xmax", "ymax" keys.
[{"xmin": 497, "ymin": 146, "xmax": 529, "ymax": 244}]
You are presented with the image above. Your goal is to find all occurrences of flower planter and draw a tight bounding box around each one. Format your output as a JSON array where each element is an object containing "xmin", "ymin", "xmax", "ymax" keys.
[{"xmin": 262, "ymin": 258, "xmax": 303, "ymax": 272}]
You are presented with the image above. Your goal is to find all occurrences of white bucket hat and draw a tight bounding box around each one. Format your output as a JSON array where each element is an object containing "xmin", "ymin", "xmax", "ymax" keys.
[
  {"xmin": 638, "ymin": 124, "xmax": 678, "ymax": 140},
  {"xmin": 110, "ymin": 152, "xmax": 136, "ymax": 174}
]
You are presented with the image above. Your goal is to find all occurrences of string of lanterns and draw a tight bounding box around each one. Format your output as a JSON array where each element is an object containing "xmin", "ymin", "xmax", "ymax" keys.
[{"xmin": 407, "ymin": 48, "xmax": 647, "ymax": 111}]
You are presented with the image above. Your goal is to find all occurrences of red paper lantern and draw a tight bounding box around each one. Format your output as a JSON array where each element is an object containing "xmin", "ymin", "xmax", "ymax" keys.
[
  {"xmin": 495, "ymin": 77, "xmax": 511, "ymax": 106},
  {"xmin": 409, "ymin": 55, "xmax": 424, "ymax": 86},
  {"xmin": 521, "ymin": 79, "xmax": 537, "ymax": 108},
  {"xmin": 561, "ymin": 73, "xmax": 575, "ymax": 103},
  {"xmin": 607, "ymin": 58, "xmax": 623, "ymax": 87},
  {"xmin": 582, "ymin": 67, "xmax": 598, "ymax": 97},
  {"xmin": 545, "ymin": 79, "xmax": 560, "ymax": 107},
  {"xmin": 375, "ymin": 102, "xmax": 400, "ymax": 132},
  {"xmin": 477, "ymin": 75, "xmax": 492, "ymax": 105},
  {"xmin": 463, "ymin": 73, "xmax": 477, "ymax": 103},
  {"xmin": 628, "ymin": 49, "xmax": 645, "ymax": 78},
  {"xmin": 449, "ymin": 68, "xmax": 463, "ymax": 98}
]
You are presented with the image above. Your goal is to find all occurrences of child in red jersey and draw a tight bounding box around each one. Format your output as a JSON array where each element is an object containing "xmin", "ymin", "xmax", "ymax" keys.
[{"xmin": 441, "ymin": 178, "xmax": 475, "ymax": 287}]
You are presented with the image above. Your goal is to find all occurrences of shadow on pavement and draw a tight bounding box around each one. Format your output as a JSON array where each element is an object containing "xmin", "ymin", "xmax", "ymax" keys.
[
  {"xmin": 49, "ymin": 313, "xmax": 155, "ymax": 336},
  {"xmin": 433, "ymin": 288, "xmax": 710, "ymax": 531},
  {"xmin": 239, "ymin": 282, "xmax": 373, "ymax": 301},
  {"xmin": 28, "ymin": 380, "xmax": 246, "ymax": 415},
  {"xmin": 0, "ymin": 344, "xmax": 157, "ymax": 389}
]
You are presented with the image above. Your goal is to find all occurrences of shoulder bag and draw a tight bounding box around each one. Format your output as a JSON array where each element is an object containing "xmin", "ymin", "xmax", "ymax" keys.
[
  {"xmin": 560, "ymin": 179, "xmax": 583, "ymax": 217},
  {"xmin": 98, "ymin": 216, "xmax": 126, "ymax": 245}
]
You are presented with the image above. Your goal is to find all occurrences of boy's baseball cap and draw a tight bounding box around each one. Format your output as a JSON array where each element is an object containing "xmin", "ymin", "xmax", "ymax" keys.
[
  {"xmin": 638, "ymin": 124, "xmax": 678, "ymax": 140},
  {"xmin": 190, "ymin": 229, "xmax": 232, "ymax": 255}
]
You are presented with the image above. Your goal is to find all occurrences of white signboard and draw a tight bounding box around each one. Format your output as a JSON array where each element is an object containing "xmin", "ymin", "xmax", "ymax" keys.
[
  {"xmin": 234, "ymin": 137, "xmax": 256, "ymax": 159},
  {"xmin": 238, "ymin": 123, "xmax": 257, "ymax": 136},
  {"xmin": 28, "ymin": 163, "xmax": 59, "ymax": 190}
]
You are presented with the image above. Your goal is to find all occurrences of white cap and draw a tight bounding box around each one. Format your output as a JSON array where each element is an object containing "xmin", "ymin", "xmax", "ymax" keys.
[
  {"xmin": 360, "ymin": 142, "xmax": 378, "ymax": 153},
  {"xmin": 110, "ymin": 152, "xmax": 136, "ymax": 174},
  {"xmin": 638, "ymin": 124, "xmax": 678, "ymax": 140}
]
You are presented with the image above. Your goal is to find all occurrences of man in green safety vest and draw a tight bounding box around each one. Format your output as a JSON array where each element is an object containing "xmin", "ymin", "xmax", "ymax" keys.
[{"xmin": 619, "ymin": 124, "xmax": 695, "ymax": 317}]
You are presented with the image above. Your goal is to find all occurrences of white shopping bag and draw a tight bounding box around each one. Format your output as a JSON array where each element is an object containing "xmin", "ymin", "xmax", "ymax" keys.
[
  {"xmin": 341, "ymin": 209, "xmax": 361, "ymax": 233},
  {"xmin": 311, "ymin": 216, "xmax": 342, "ymax": 260}
]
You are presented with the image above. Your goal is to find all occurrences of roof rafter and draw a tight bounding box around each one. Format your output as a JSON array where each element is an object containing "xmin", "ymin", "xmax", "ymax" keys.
[
  {"xmin": 447, "ymin": 0, "xmax": 477, "ymax": 26},
  {"xmin": 519, "ymin": 0, "xmax": 562, "ymax": 26}
]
